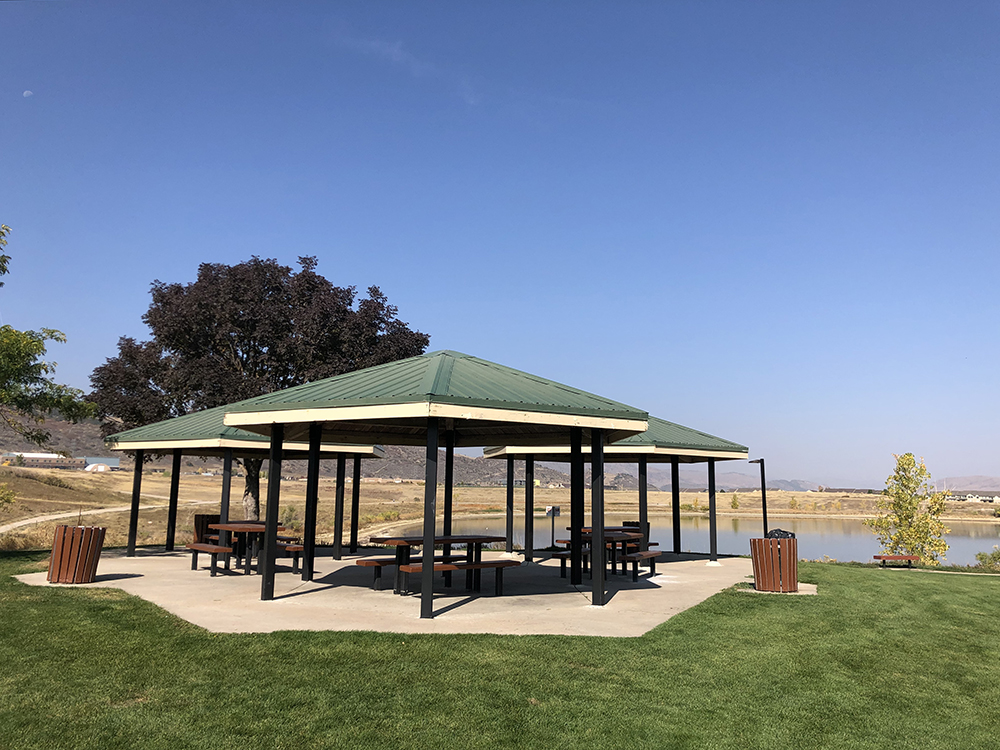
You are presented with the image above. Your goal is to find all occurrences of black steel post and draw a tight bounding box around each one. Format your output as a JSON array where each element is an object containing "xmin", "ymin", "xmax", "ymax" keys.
[
  {"xmin": 350, "ymin": 456, "xmax": 362, "ymax": 553},
  {"xmin": 671, "ymin": 456, "xmax": 681, "ymax": 554},
  {"xmin": 443, "ymin": 431, "xmax": 454, "ymax": 584},
  {"xmin": 260, "ymin": 423, "xmax": 284, "ymax": 601},
  {"xmin": 524, "ymin": 458, "xmax": 534, "ymax": 562},
  {"xmin": 165, "ymin": 449, "xmax": 182, "ymax": 551},
  {"xmin": 220, "ymin": 449, "xmax": 233, "ymax": 524},
  {"xmin": 220, "ymin": 448, "xmax": 233, "ymax": 567},
  {"xmin": 591, "ymin": 429, "xmax": 606, "ymax": 606},
  {"xmin": 708, "ymin": 458, "xmax": 718, "ymax": 562},
  {"xmin": 570, "ymin": 427, "xmax": 584, "ymax": 585},
  {"xmin": 302, "ymin": 422, "xmax": 321, "ymax": 581},
  {"xmin": 505, "ymin": 456, "xmax": 514, "ymax": 554},
  {"xmin": 420, "ymin": 418, "xmax": 440, "ymax": 619},
  {"xmin": 759, "ymin": 459, "xmax": 769, "ymax": 536},
  {"xmin": 332, "ymin": 454, "xmax": 346, "ymax": 560},
  {"xmin": 126, "ymin": 449, "xmax": 144, "ymax": 557},
  {"xmin": 638, "ymin": 455, "xmax": 648, "ymax": 552}
]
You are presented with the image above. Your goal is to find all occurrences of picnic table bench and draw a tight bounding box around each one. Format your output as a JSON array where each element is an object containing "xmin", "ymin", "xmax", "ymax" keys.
[
  {"xmin": 550, "ymin": 546, "xmax": 591, "ymax": 578},
  {"xmin": 398, "ymin": 559, "xmax": 522, "ymax": 596},
  {"xmin": 356, "ymin": 554, "xmax": 468, "ymax": 590},
  {"xmin": 621, "ymin": 550, "xmax": 662, "ymax": 582},
  {"xmin": 874, "ymin": 554, "xmax": 919, "ymax": 568},
  {"xmin": 277, "ymin": 542, "xmax": 305, "ymax": 574},
  {"xmin": 186, "ymin": 542, "xmax": 234, "ymax": 576}
]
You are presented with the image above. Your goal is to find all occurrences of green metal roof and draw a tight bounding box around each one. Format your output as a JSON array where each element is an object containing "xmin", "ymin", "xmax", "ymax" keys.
[
  {"xmin": 483, "ymin": 416, "xmax": 748, "ymax": 464},
  {"xmin": 614, "ymin": 416, "xmax": 747, "ymax": 455},
  {"xmin": 105, "ymin": 405, "xmax": 384, "ymax": 458},
  {"xmin": 226, "ymin": 351, "xmax": 646, "ymax": 419},
  {"xmin": 224, "ymin": 350, "xmax": 648, "ymax": 447}
]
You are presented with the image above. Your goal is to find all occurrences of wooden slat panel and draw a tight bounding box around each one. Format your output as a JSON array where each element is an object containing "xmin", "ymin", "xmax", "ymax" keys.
[
  {"xmin": 766, "ymin": 540, "xmax": 778, "ymax": 590},
  {"xmin": 47, "ymin": 526, "xmax": 65, "ymax": 582},
  {"xmin": 80, "ymin": 527, "xmax": 104, "ymax": 583},
  {"xmin": 69, "ymin": 526, "xmax": 86, "ymax": 583},
  {"xmin": 92, "ymin": 527, "xmax": 107, "ymax": 581},
  {"xmin": 73, "ymin": 527, "xmax": 93, "ymax": 583},
  {"xmin": 60, "ymin": 527, "xmax": 80, "ymax": 583},
  {"xmin": 778, "ymin": 539, "xmax": 792, "ymax": 591}
]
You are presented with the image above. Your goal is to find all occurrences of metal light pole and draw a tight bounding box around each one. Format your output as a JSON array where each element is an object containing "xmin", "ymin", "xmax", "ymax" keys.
[{"xmin": 749, "ymin": 458, "xmax": 767, "ymax": 536}]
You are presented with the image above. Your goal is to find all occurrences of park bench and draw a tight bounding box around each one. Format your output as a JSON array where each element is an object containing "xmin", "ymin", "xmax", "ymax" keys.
[
  {"xmin": 186, "ymin": 542, "xmax": 234, "ymax": 576},
  {"xmin": 550, "ymin": 547, "xmax": 591, "ymax": 578},
  {"xmin": 356, "ymin": 554, "xmax": 468, "ymax": 590},
  {"xmin": 277, "ymin": 542, "xmax": 305, "ymax": 574},
  {"xmin": 398, "ymin": 560, "xmax": 522, "ymax": 596},
  {"xmin": 873, "ymin": 554, "xmax": 919, "ymax": 568},
  {"xmin": 621, "ymin": 550, "xmax": 662, "ymax": 582}
]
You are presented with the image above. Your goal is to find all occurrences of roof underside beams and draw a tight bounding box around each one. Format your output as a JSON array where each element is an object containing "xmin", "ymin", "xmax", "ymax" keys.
[
  {"xmin": 230, "ymin": 418, "xmax": 644, "ymax": 448},
  {"xmin": 105, "ymin": 438, "xmax": 385, "ymax": 459},
  {"xmin": 225, "ymin": 403, "xmax": 648, "ymax": 447}
]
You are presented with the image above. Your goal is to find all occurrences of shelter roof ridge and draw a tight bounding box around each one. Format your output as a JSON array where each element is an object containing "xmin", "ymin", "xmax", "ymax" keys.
[{"xmin": 223, "ymin": 350, "xmax": 649, "ymax": 421}]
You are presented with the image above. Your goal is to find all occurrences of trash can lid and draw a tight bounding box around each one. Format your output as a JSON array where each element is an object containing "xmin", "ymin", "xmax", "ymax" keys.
[{"xmin": 765, "ymin": 528, "xmax": 795, "ymax": 539}]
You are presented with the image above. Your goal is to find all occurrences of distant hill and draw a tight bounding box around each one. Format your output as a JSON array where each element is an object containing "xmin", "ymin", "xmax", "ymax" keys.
[
  {"xmin": 0, "ymin": 418, "xmax": 108, "ymax": 458},
  {"xmin": 0, "ymin": 417, "xmax": 573, "ymax": 485},
  {"xmin": 363, "ymin": 446, "xmax": 571, "ymax": 486},
  {"xmin": 935, "ymin": 476, "xmax": 1000, "ymax": 493}
]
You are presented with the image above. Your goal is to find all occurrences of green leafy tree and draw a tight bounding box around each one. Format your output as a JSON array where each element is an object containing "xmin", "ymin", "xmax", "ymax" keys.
[
  {"xmin": 0, "ymin": 224, "xmax": 11, "ymax": 282},
  {"xmin": 865, "ymin": 453, "xmax": 949, "ymax": 565},
  {"xmin": 89, "ymin": 256, "xmax": 429, "ymax": 519}
]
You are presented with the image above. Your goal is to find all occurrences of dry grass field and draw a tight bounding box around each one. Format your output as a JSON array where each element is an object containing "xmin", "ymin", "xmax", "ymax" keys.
[{"xmin": 1, "ymin": 467, "xmax": 997, "ymax": 551}]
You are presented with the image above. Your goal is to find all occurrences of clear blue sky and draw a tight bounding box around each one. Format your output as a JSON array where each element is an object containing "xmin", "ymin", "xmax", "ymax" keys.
[{"xmin": 2, "ymin": 1, "xmax": 998, "ymax": 487}]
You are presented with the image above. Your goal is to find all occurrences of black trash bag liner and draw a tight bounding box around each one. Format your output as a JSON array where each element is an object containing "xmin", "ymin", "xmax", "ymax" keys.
[{"xmin": 765, "ymin": 528, "xmax": 795, "ymax": 539}]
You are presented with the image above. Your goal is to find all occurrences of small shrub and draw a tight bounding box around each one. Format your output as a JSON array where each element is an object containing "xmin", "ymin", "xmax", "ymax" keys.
[
  {"xmin": 975, "ymin": 546, "xmax": 1000, "ymax": 571},
  {"xmin": 0, "ymin": 482, "xmax": 15, "ymax": 509},
  {"xmin": 359, "ymin": 510, "xmax": 401, "ymax": 528},
  {"xmin": 279, "ymin": 506, "xmax": 301, "ymax": 531},
  {"xmin": 730, "ymin": 495, "xmax": 739, "ymax": 510},
  {"xmin": 0, "ymin": 527, "xmax": 51, "ymax": 551},
  {"xmin": 789, "ymin": 498, "xmax": 798, "ymax": 509}
]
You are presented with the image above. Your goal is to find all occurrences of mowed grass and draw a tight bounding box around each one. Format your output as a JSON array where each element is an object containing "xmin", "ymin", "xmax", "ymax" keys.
[{"xmin": 2, "ymin": 554, "xmax": 999, "ymax": 750}]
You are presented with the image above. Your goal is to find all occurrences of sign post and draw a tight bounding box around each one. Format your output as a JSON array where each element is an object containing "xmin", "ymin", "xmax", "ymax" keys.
[{"xmin": 545, "ymin": 505, "xmax": 561, "ymax": 549}]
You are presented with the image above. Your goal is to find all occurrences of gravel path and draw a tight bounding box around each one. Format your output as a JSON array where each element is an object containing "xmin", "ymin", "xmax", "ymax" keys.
[{"xmin": 0, "ymin": 496, "xmax": 218, "ymax": 534}]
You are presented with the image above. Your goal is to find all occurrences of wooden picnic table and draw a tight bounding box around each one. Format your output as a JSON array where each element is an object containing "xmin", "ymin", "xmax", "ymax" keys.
[
  {"xmin": 579, "ymin": 530, "xmax": 643, "ymax": 576},
  {"xmin": 368, "ymin": 534, "xmax": 505, "ymax": 594},
  {"xmin": 209, "ymin": 522, "xmax": 285, "ymax": 575}
]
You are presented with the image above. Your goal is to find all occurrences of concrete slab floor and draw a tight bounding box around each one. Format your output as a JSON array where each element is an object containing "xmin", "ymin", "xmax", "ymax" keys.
[{"xmin": 17, "ymin": 550, "xmax": 755, "ymax": 637}]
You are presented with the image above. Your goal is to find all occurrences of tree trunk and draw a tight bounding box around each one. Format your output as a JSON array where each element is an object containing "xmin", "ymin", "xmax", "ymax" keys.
[{"xmin": 241, "ymin": 457, "xmax": 262, "ymax": 520}]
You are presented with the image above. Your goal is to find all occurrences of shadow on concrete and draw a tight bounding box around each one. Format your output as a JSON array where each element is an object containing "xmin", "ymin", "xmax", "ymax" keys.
[{"xmin": 93, "ymin": 572, "xmax": 143, "ymax": 582}]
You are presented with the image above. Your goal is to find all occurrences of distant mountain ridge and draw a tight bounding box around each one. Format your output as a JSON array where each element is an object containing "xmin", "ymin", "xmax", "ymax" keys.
[
  {"xmin": 935, "ymin": 476, "xmax": 1000, "ymax": 493},
  {"xmin": 8, "ymin": 418, "xmax": 997, "ymax": 492}
]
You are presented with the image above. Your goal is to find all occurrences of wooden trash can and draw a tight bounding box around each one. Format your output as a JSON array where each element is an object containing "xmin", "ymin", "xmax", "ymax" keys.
[
  {"xmin": 750, "ymin": 538, "xmax": 798, "ymax": 593},
  {"xmin": 47, "ymin": 525, "xmax": 107, "ymax": 584}
]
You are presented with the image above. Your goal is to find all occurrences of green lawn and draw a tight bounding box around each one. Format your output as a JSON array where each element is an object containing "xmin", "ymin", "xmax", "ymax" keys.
[{"xmin": 1, "ymin": 552, "xmax": 998, "ymax": 749}]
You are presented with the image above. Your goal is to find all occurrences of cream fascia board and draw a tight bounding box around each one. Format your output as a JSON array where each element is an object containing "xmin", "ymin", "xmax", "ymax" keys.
[
  {"xmin": 483, "ymin": 444, "xmax": 747, "ymax": 462},
  {"xmin": 107, "ymin": 437, "xmax": 384, "ymax": 456},
  {"xmin": 224, "ymin": 401, "xmax": 648, "ymax": 433}
]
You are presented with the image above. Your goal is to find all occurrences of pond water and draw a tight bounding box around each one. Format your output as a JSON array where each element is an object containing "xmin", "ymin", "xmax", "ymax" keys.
[{"xmin": 397, "ymin": 514, "xmax": 1000, "ymax": 567}]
